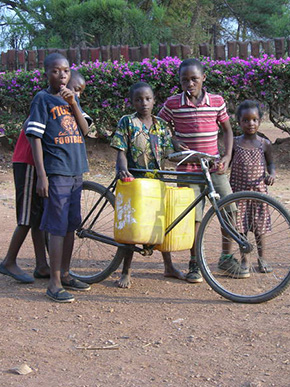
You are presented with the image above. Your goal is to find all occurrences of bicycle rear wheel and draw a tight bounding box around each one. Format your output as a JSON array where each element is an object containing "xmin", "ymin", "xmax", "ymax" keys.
[
  {"xmin": 70, "ymin": 181, "xmax": 125, "ymax": 283},
  {"xmin": 197, "ymin": 191, "xmax": 290, "ymax": 303}
]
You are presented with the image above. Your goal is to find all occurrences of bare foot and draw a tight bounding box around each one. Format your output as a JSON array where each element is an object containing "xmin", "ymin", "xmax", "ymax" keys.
[
  {"xmin": 117, "ymin": 271, "xmax": 132, "ymax": 289},
  {"xmin": 258, "ymin": 258, "xmax": 273, "ymax": 273},
  {"xmin": 164, "ymin": 267, "xmax": 186, "ymax": 280}
]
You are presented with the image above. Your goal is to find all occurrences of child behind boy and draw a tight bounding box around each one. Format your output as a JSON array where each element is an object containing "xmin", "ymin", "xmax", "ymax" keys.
[
  {"xmin": 26, "ymin": 53, "xmax": 91, "ymax": 302},
  {"xmin": 158, "ymin": 58, "xmax": 249, "ymax": 282},
  {"xmin": 230, "ymin": 100, "xmax": 275, "ymax": 273},
  {"xmin": 110, "ymin": 81, "xmax": 185, "ymax": 288},
  {"xmin": 0, "ymin": 122, "xmax": 49, "ymax": 283},
  {"xmin": 69, "ymin": 69, "xmax": 86, "ymax": 98}
]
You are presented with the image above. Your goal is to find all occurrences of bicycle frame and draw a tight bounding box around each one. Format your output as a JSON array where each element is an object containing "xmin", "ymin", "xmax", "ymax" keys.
[{"xmin": 77, "ymin": 153, "xmax": 252, "ymax": 256}]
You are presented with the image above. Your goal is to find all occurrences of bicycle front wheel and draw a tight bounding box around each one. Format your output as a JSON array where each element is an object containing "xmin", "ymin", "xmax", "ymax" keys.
[
  {"xmin": 197, "ymin": 191, "xmax": 290, "ymax": 303},
  {"xmin": 70, "ymin": 181, "xmax": 124, "ymax": 283}
]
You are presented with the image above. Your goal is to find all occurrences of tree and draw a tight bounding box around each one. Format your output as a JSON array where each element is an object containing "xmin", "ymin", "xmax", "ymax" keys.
[
  {"xmin": 0, "ymin": 0, "xmax": 289, "ymax": 53},
  {"xmin": 216, "ymin": 0, "xmax": 290, "ymax": 41},
  {"xmin": 269, "ymin": 4, "xmax": 290, "ymax": 38},
  {"xmin": 165, "ymin": 0, "xmax": 214, "ymax": 50},
  {"xmin": 0, "ymin": 0, "xmax": 172, "ymax": 50}
]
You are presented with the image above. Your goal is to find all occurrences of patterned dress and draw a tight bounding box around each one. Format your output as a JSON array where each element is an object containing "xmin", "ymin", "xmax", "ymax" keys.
[{"xmin": 230, "ymin": 137, "xmax": 271, "ymax": 234}]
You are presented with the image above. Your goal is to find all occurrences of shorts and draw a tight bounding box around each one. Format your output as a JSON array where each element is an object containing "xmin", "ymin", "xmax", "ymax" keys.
[
  {"xmin": 181, "ymin": 173, "xmax": 235, "ymax": 222},
  {"xmin": 13, "ymin": 163, "xmax": 43, "ymax": 228},
  {"xmin": 40, "ymin": 175, "xmax": 83, "ymax": 237}
]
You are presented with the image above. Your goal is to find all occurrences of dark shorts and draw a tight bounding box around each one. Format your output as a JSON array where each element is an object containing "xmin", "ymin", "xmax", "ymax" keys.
[
  {"xmin": 40, "ymin": 175, "xmax": 83, "ymax": 237},
  {"xmin": 181, "ymin": 173, "xmax": 235, "ymax": 222},
  {"xmin": 13, "ymin": 163, "xmax": 43, "ymax": 228}
]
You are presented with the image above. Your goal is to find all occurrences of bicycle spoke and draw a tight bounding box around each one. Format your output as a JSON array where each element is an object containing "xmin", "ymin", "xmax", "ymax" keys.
[
  {"xmin": 198, "ymin": 192, "xmax": 290, "ymax": 303},
  {"xmin": 70, "ymin": 181, "xmax": 123, "ymax": 282}
]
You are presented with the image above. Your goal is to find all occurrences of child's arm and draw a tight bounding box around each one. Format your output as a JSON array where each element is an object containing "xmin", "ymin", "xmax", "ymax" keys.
[
  {"xmin": 60, "ymin": 86, "xmax": 89, "ymax": 136},
  {"xmin": 217, "ymin": 119, "xmax": 233, "ymax": 174},
  {"xmin": 116, "ymin": 150, "xmax": 133, "ymax": 179},
  {"xmin": 228, "ymin": 136, "xmax": 237, "ymax": 169},
  {"xmin": 264, "ymin": 140, "xmax": 276, "ymax": 186},
  {"xmin": 29, "ymin": 137, "xmax": 49, "ymax": 197}
]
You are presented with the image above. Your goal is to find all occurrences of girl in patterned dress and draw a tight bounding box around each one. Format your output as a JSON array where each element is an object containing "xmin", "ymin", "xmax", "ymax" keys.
[{"xmin": 230, "ymin": 100, "xmax": 276, "ymax": 273}]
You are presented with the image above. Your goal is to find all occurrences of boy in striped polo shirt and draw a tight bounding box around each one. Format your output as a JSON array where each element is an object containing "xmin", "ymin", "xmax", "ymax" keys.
[{"xmin": 159, "ymin": 58, "xmax": 249, "ymax": 282}]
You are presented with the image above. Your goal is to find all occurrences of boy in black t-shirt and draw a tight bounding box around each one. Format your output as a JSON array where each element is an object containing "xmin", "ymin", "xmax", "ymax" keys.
[{"xmin": 26, "ymin": 53, "xmax": 91, "ymax": 302}]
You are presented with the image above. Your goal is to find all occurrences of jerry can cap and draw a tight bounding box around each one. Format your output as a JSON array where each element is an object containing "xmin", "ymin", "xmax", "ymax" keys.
[{"xmin": 121, "ymin": 177, "xmax": 135, "ymax": 182}]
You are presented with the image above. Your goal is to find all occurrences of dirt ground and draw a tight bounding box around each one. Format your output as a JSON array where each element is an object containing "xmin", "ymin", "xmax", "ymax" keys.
[{"xmin": 0, "ymin": 123, "xmax": 290, "ymax": 387}]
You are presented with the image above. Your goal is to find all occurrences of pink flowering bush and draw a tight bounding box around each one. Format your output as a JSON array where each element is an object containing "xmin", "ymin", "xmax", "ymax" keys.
[
  {"xmin": 0, "ymin": 55, "xmax": 289, "ymax": 145},
  {"xmin": 0, "ymin": 69, "xmax": 44, "ymax": 144},
  {"xmin": 204, "ymin": 55, "xmax": 290, "ymax": 133}
]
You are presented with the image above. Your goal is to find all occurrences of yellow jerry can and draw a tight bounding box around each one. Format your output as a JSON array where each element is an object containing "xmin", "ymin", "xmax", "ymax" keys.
[
  {"xmin": 156, "ymin": 186, "xmax": 195, "ymax": 252},
  {"xmin": 114, "ymin": 178, "xmax": 166, "ymax": 245}
]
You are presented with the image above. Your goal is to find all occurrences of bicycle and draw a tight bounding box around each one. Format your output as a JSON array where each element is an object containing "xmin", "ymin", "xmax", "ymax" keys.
[{"xmin": 70, "ymin": 150, "xmax": 290, "ymax": 303}]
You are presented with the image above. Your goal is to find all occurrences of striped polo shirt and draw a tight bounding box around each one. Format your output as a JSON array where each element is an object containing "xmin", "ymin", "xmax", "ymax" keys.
[{"xmin": 158, "ymin": 90, "xmax": 229, "ymax": 172}]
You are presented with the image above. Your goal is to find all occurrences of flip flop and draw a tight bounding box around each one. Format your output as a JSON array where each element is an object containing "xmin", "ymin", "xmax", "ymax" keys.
[
  {"xmin": 33, "ymin": 269, "xmax": 50, "ymax": 279},
  {"xmin": 0, "ymin": 263, "xmax": 34, "ymax": 284},
  {"xmin": 46, "ymin": 288, "xmax": 75, "ymax": 303}
]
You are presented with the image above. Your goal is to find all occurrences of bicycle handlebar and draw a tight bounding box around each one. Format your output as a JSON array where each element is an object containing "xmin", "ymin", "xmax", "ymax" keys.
[
  {"xmin": 168, "ymin": 150, "xmax": 220, "ymax": 160},
  {"xmin": 168, "ymin": 150, "xmax": 220, "ymax": 166}
]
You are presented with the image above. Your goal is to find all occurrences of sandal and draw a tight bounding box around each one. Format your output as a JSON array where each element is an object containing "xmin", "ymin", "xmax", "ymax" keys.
[
  {"xmin": 258, "ymin": 259, "xmax": 273, "ymax": 273},
  {"xmin": 46, "ymin": 288, "xmax": 75, "ymax": 303},
  {"xmin": 0, "ymin": 263, "xmax": 34, "ymax": 283},
  {"xmin": 61, "ymin": 278, "xmax": 91, "ymax": 291},
  {"xmin": 33, "ymin": 269, "xmax": 50, "ymax": 279}
]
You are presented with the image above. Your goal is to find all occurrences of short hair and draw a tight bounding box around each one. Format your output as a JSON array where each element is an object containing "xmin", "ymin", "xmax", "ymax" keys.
[
  {"xmin": 44, "ymin": 52, "xmax": 69, "ymax": 72},
  {"xmin": 129, "ymin": 82, "xmax": 153, "ymax": 101},
  {"xmin": 236, "ymin": 100, "xmax": 263, "ymax": 122},
  {"xmin": 178, "ymin": 58, "xmax": 204, "ymax": 76},
  {"xmin": 70, "ymin": 69, "xmax": 85, "ymax": 84}
]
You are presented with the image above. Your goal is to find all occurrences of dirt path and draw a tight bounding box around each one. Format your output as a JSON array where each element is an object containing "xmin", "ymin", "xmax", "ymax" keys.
[{"xmin": 0, "ymin": 124, "xmax": 290, "ymax": 387}]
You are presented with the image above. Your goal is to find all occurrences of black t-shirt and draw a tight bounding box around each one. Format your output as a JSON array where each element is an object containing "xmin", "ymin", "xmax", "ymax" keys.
[{"xmin": 26, "ymin": 89, "xmax": 89, "ymax": 176}]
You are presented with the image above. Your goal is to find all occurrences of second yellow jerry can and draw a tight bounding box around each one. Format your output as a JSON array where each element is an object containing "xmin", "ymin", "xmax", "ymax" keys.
[
  {"xmin": 156, "ymin": 186, "xmax": 195, "ymax": 252},
  {"xmin": 114, "ymin": 178, "xmax": 166, "ymax": 245}
]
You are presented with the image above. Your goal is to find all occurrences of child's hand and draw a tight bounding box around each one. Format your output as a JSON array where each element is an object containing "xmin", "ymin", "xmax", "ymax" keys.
[
  {"xmin": 216, "ymin": 155, "xmax": 231, "ymax": 174},
  {"xmin": 265, "ymin": 174, "xmax": 275, "ymax": 186},
  {"xmin": 118, "ymin": 169, "xmax": 133, "ymax": 180},
  {"xmin": 59, "ymin": 85, "xmax": 76, "ymax": 105},
  {"xmin": 216, "ymin": 161, "xmax": 224, "ymax": 174},
  {"xmin": 172, "ymin": 138, "xmax": 189, "ymax": 152},
  {"xmin": 36, "ymin": 175, "xmax": 49, "ymax": 198}
]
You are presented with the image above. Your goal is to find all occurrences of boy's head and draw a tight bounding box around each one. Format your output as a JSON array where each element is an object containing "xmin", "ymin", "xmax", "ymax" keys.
[
  {"xmin": 44, "ymin": 53, "xmax": 71, "ymax": 93},
  {"xmin": 68, "ymin": 69, "xmax": 86, "ymax": 98},
  {"xmin": 178, "ymin": 58, "xmax": 206, "ymax": 100},
  {"xmin": 129, "ymin": 82, "xmax": 153, "ymax": 101},
  {"xmin": 129, "ymin": 82, "xmax": 154, "ymax": 116}
]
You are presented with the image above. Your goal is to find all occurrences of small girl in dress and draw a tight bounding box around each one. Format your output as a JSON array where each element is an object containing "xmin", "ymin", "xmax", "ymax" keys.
[{"xmin": 230, "ymin": 100, "xmax": 276, "ymax": 273}]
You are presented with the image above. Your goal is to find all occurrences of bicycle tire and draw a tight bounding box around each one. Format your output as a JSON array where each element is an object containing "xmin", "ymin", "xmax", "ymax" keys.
[
  {"xmin": 197, "ymin": 191, "xmax": 290, "ymax": 303},
  {"xmin": 70, "ymin": 180, "xmax": 125, "ymax": 283}
]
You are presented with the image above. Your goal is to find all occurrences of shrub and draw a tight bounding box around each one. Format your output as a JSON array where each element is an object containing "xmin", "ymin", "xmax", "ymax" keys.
[
  {"xmin": 0, "ymin": 69, "xmax": 45, "ymax": 145},
  {"xmin": 0, "ymin": 55, "xmax": 289, "ymax": 146}
]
